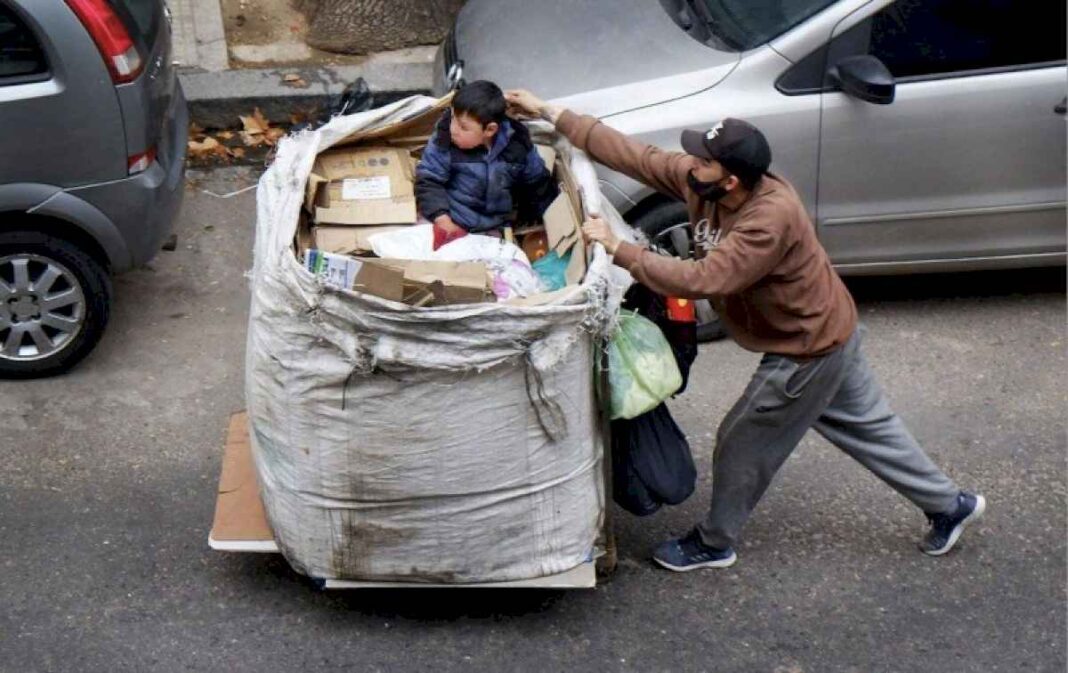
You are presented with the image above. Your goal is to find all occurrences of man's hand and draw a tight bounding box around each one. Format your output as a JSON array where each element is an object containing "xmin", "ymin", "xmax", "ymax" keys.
[
  {"xmin": 505, "ymin": 89, "xmax": 563, "ymax": 125},
  {"xmin": 581, "ymin": 215, "xmax": 621, "ymax": 255}
]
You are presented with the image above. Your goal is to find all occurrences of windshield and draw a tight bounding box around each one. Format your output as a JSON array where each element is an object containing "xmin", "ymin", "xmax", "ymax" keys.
[{"xmin": 696, "ymin": 0, "xmax": 837, "ymax": 51}]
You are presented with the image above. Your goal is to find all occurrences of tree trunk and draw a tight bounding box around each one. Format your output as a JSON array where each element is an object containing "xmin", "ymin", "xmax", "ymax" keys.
[{"xmin": 299, "ymin": 0, "xmax": 465, "ymax": 55}]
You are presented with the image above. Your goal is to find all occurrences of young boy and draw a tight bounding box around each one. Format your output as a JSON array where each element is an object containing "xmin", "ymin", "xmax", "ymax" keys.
[{"xmin": 415, "ymin": 80, "xmax": 559, "ymax": 250}]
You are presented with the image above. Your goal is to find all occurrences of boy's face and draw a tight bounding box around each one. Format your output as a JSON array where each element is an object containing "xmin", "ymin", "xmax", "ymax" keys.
[{"xmin": 450, "ymin": 110, "xmax": 499, "ymax": 150}]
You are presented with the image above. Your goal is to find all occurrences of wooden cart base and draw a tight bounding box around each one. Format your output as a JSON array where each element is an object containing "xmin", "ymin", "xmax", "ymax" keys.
[{"xmin": 209, "ymin": 412, "xmax": 597, "ymax": 589}]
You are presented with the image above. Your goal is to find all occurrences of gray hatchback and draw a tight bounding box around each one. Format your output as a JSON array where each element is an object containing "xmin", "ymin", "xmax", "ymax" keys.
[{"xmin": 0, "ymin": 0, "xmax": 187, "ymax": 377}]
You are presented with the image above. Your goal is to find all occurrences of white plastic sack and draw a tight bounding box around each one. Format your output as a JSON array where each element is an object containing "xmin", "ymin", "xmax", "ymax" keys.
[{"xmin": 246, "ymin": 96, "xmax": 635, "ymax": 583}]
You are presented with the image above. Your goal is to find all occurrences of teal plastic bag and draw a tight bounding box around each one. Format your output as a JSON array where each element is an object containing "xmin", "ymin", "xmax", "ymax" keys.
[
  {"xmin": 532, "ymin": 250, "xmax": 570, "ymax": 292},
  {"xmin": 601, "ymin": 311, "xmax": 683, "ymax": 420}
]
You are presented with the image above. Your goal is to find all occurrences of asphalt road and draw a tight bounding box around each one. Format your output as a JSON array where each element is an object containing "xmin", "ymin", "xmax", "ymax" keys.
[{"xmin": 2, "ymin": 168, "xmax": 1064, "ymax": 672}]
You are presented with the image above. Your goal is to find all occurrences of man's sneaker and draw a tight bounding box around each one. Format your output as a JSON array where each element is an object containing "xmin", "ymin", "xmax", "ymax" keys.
[
  {"xmin": 920, "ymin": 491, "xmax": 986, "ymax": 556},
  {"xmin": 652, "ymin": 529, "xmax": 737, "ymax": 572}
]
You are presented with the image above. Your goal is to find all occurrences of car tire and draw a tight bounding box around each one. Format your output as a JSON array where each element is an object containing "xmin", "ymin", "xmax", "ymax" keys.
[
  {"xmin": 0, "ymin": 230, "xmax": 111, "ymax": 378},
  {"xmin": 630, "ymin": 201, "xmax": 727, "ymax": 343}
]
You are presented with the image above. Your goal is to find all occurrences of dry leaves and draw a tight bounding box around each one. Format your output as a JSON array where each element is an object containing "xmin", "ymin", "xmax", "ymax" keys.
[
  {"xmin": 282, "ymin": 73, "xmax": 308, "ymax": 88},
  {"xmin": 188, "ymin": 107, "xmax": 290, "ymax": 163}
]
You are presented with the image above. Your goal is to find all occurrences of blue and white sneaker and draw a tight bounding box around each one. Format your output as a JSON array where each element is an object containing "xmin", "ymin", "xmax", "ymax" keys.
[
  {"xmin": 653, "ymin": 529, "xmax": 737, "ymax": 572},
  {"xmin": 920, "ymin": 491, "xmax": 986, "ymax": 556}
]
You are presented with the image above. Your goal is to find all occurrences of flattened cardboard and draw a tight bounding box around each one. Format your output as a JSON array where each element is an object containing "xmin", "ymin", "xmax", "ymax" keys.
[
  {"xmin": 315, "ymin": 224, "xmax": 411, "ymax": 254},
  {"xmin": 535, "ymin": 144, "xmax": 557, "ymax": 171},
  {"xmin": 311, "ymin": 147, "xmax": 417, "ymax": 226},
  {"xmin": 543, "ymin": 191, "xmax": 580, "ymax": 252},
  {"xmin": 376, "ymin": 259, "xmax": 493, "ymax": 305},
  {"xmin": 210, "ymin": 412, "xmax": 274, "ymax": 544},
  {"xmin": 336, "ymin": 92, "xmax": 454, "ymax": 147},
  {"xmin": 353, "ymin": 260, "xmax": 406, "ymax": 302}
]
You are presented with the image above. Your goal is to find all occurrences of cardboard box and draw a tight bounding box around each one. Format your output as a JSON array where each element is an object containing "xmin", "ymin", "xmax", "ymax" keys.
[
  {"xmin": 307, "ymin": 147, "xmax": 417, "ymax": 226},
  {"xmin": 375, "ymin": 259, "xmax": 493, "ymax": 305},
  {"xmin": 314, "ymin": 224, "xmax": 411, "ymax": 255},
  {"xmin": 305, "ymin": 249, "xmax": 406, "ymax": 302}
]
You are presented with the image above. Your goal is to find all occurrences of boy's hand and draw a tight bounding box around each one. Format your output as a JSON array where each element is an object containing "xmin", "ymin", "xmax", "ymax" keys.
[
  {"xmin": 432, "ymin": 215, "xmax": 467, "ymax": 251},
  {"xmin": 434, "ymin": 214, "xmax": 463, "ymax": 235},
  {"xmin": 581, "ymin": 215, "xmax": 621, "ymax": 255},
  {"xmin": 505, "ymin": 89, "xmax": 563, "ymax": 125}
]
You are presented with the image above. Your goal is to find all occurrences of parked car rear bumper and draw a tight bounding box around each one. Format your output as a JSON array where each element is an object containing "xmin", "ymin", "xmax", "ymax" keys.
[{"xmin": 64, "ymin": 84, "xmax": 188, "ymax": 272}]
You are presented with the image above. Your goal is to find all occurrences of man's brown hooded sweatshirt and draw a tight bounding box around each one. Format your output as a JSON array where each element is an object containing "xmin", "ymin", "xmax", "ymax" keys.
[{"xmin": 556, "ymin": 110, "xmax": 857, "ymax": 358}]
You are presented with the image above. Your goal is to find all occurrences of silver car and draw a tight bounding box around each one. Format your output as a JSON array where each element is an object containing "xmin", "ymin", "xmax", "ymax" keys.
[
  {"xmin": 435, "ymin": 0, "xmax": 1067, "ymax": 337},
  {"xmin": 0, "ymin": 0, "xmax": 187, "ymax": 377}
]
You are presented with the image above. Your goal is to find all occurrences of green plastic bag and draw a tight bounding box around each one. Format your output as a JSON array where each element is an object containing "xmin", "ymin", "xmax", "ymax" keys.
[{"xmin": 601, "ymin": 311, "xmax": 683, "ymax": 420}]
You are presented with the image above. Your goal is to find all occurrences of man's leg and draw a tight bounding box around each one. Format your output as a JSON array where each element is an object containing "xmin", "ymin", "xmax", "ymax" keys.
[
  {"xmin": 811, "ymin": 345, "xmax": 984, "ymax": 554},
  {"xmin": 652, "ymin": 335, "xmax": 862, "ymax": 572}
]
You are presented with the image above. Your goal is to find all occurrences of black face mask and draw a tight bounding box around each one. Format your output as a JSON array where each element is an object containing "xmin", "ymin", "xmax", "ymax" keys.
[{"xmin": 687, "ymin": 171, "xmax": 729, "ymax": 202}]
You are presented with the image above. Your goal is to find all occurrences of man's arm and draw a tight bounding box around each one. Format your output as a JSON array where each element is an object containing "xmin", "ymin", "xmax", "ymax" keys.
[
  {"xmin": 584, "ymin": 206, "xmax": 789, "ymax": 299},
  {"xmin": 555, "ymin": 110, "xmax": 692, "ymax": 202},
  {"xmin": 505, "ymin": 89, "xmax": 692, "ymax": 202}
]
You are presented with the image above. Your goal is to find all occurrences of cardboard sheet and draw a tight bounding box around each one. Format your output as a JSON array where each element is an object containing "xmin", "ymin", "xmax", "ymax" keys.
[
  {"xmin": 314, "ymin": 224, "xmax": 411, "ymax": 255},
  {"xmin": 209, "ymin": 413, "xmax": 275, "ymax": 547}
]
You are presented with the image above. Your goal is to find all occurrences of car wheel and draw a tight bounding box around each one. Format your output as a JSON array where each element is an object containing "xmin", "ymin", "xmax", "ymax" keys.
[
  {"xmin": 0, "ymin": 230, "xmax": 111, "ymax": 378},
  {"xmin": 630, "ymin": 202, "xmax": 727, "ymax": 343}
]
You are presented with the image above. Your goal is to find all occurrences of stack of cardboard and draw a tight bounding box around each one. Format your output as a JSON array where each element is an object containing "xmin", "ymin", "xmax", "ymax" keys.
[{"xmin": 296, "ymin": 100, "xmax": 587, "ymax": 308}]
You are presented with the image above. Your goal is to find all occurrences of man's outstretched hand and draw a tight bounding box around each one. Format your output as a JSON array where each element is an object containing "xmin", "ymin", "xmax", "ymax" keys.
[
  {"xmin": 581, "ymin": 215, "xmax": 621, "ymax": 255},
  {"xmin": 505, "ymin": 89, "xmax": 563, "ymax": 125}
]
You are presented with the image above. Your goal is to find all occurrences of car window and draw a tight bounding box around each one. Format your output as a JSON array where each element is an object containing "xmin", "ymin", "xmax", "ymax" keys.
[
  {"xmin": 0, "ymin": 5, "xmax": 47, "ymax": 82},
  {"xmin": 110, "ymin": 0, "xmax": 161, "ymax": 46},
  {"xmin": 869, "ymin": 0, "xmax": 1066, "ymax": 79}
]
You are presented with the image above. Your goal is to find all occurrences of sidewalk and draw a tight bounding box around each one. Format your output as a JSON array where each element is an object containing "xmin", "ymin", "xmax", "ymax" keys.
[{"xmin": 172, "ymin": 0, "xmax": 435, "ymax": 128}]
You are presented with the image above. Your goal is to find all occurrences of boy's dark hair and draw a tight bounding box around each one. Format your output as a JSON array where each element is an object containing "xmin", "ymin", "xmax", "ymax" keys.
[{"xmin": 452, "ymin": 80, "xmax": 506, "ymax": 128}]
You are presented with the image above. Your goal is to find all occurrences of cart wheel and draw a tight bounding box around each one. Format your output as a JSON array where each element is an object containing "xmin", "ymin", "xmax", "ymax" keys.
[{"xmin": 596, "ymin": 531, "xmax": 618, "ymax": 578}]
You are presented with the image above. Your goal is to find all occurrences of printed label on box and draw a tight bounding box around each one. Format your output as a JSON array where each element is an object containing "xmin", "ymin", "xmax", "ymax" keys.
[{"xmin": 342, "ymin": 176, "xmax": 392, "ymax": 200}]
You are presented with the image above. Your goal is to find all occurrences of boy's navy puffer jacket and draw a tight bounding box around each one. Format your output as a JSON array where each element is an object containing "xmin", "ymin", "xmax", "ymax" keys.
[{"xmin": 415, "ymin": 110, "xmax": 559, "ymax": 233}]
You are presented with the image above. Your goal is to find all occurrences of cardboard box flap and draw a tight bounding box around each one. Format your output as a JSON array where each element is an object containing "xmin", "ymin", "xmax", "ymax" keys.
[
  {"xmin": 336, "ymin": 93, "xmax": 454, "ymax": 147},
  {"xmin": 543, "ymin": 191, "xmax": 580, "ymax": 251},
  {"xmin": 535, "ymin": 144, "xmax": 557, "ymax": 170},
  {"xmin": 315, "ymin": 225, "xmax": 410, "ymax": 254}
]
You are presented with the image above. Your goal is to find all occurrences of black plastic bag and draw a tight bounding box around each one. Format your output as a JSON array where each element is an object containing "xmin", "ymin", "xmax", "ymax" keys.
[
  {"xmin": 610, "ymin": 284, "xmax": 700, "ymax": 515},
  {"xmin": 611, "ymin": 403, "xmax": 697, "ymax": 516}
]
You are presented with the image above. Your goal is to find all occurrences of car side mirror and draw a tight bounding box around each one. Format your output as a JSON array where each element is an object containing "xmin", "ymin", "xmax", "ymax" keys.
[{"xmin": 828, "ymin": 55, "xmax": 895, "ymax": 105}]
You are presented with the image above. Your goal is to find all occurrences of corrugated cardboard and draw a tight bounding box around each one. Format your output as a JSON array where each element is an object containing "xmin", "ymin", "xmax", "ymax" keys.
[
  {"xmin": 353, "ymin": 260, "xmax": 406, "ymax": 302},
  {"xmin": 210, "ymin": 412, "xmax": 274, "ymax": 544},
  {"xmin": 543, "ymin": 192, "xmax": 580, "ymax": 252},
  {"xmin": 314, "ymin": 224, "xmax": 411, "ymax": 255},
  {"xmin": 309, "ymin": 147, "xmax": 417, "ymax": 226},
  {"xmin": 375, "ymin": 259, "xmax": 493, "ymax": 305},
  {"xmin": 535, "ymin": 144, "xmax": 557, "ymax": 171}
]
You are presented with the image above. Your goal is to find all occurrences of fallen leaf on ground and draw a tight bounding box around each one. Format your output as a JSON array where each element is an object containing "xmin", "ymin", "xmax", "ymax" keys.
[
  {"xmin": 229, "ymin": 147, "xmax": 246, "ymax": 159},
  {"xmin": 188, "ymin": 137, "xmax": 228, "ymax": 158},
  {"xmin": 265, "ymin": 127, "xmax": 286, "ymax": 143},
  {"xmin": 215, "ymin": 130, "xmax": 235, "ymax": 141},
  {"xmin": 241, "ymin": 131, "xmax": 269, "ymax": 147},
  {"xmin": 239, "ymin": 108, "xmax": 270, "ymax": 136},
  {"xmin": 282, "ymin": 73, "xmax": 308, "ymax": 88}
]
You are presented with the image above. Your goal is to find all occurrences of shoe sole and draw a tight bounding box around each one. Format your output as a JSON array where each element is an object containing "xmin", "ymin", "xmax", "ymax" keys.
[
  {"xmin": 653, "ymin": 551, "xmax": 737, "ymax": 572},
  {"xmin": 923, "ymin": 494, "xmax": 987, "ymax": 557}
]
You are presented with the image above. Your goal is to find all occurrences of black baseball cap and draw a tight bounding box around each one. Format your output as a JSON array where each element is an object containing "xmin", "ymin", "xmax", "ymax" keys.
[{"xmin": 680, "ymin": 118, "xmax": 772, "ymax": 186}]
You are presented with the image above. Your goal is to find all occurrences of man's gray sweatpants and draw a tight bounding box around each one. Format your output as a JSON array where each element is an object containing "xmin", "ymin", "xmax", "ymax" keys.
[{"xmin": 697, "ymin": 327, "xmax": 960, "ymax": 549}]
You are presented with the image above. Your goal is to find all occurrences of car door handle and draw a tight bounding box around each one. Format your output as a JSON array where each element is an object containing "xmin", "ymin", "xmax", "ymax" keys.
[{"xmin": 1056, "ymin": 97, "xmax": 1067, "ymax": 115}]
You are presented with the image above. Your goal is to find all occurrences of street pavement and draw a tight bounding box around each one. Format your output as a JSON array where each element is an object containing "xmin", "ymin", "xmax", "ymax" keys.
[{"xmin": 1, "ymin": 168, "xmax": 1064, "ymax": 672}]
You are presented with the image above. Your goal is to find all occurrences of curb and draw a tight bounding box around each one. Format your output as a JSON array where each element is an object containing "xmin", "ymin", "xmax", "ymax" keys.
[{"xmin": 179, "ymin": 62, "xmax": 434, "ymax": 129}]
